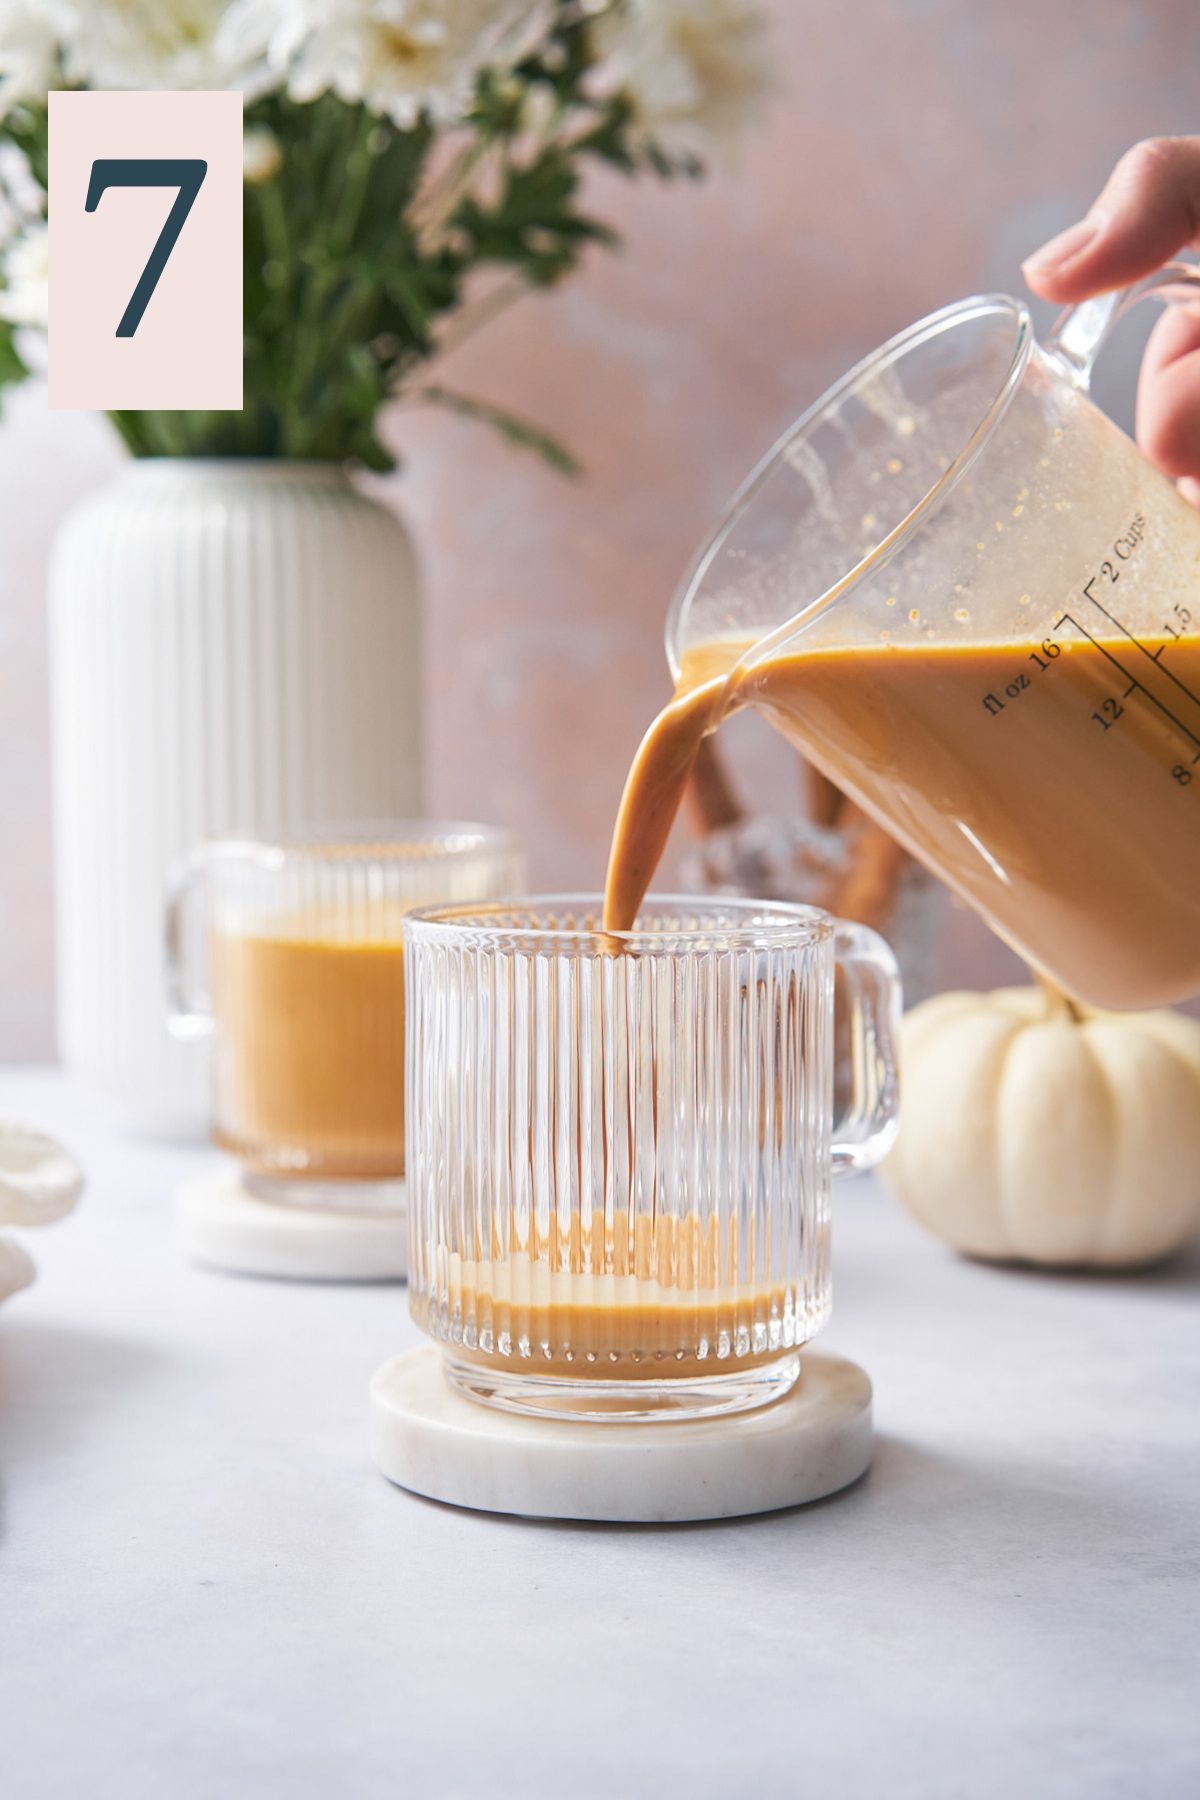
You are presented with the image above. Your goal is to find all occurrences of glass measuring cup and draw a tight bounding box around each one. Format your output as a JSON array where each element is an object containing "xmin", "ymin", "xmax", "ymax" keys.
[{"xmin": 668, "ymin": 266, "xmax": 1200, "ymax": 1010}]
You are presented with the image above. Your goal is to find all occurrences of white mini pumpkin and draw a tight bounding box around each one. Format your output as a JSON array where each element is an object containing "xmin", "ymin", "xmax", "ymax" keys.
[{"xmin": 881, "ymin": 987, "xmax": 1200, "ymax": 1269}]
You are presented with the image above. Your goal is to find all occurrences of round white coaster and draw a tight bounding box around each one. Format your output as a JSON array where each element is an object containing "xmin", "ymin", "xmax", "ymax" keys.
[
  {"xmin": 177, "ymin": 1165, "xmax": 407, "ymax": 1282},
  {"xmin": 370, "ymin": 1345, "xmax": 872, "ymax": 1522}
]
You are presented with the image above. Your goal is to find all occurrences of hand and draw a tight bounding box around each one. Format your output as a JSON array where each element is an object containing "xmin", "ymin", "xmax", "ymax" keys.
[{"xmin": 1022, "ymin": 137, "xmax": 1200, "ymax": 506}]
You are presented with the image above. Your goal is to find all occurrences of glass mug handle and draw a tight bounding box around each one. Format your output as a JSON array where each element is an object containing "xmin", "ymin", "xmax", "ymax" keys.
[
  {"xmin": 831, "ymin": 919, "xmax": 902, "ymax": 1175},
  {"xmin": 1043, "ymin": 256, "xmax": 1200, "ymax": 386},
  {"xmin": 164, "ymin": 851, "xmax": 212, "ymax": 1042}
]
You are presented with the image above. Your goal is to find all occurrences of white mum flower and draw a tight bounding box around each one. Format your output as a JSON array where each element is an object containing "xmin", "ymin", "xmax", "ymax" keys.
[
  {"xmin": 594, "ymin": 0, "xmax": 771, "ymax": 166},
  {"xmin": 242, "ymin": 0, "xmax": 554, "ymax": 128},
  {"xmin": 66, "ymin": 0, "xmax": 277, "ymax": 97},
  {"xmin": 0, "ymin": 0, "xmax": 71, "ymax": 116},
  {"xmin": 242, "ymin": 123, "xmax": 282, "ymax": 182},
  {"xmin": 0, "ymin": 218, "xmax": 48, "ymax": 329},
  {"xmin": 0, "ymin": 142, "xmax": 42, "ymax": 248}
]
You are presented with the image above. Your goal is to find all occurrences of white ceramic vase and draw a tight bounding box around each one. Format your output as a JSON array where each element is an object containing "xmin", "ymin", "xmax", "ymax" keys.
[{"xmin": 48, "ymin": 459, "xmax": 422, "ymax": 1136}]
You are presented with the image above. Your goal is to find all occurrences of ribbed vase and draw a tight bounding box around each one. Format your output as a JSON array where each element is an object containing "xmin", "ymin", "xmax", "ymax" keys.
[{"xmin": 47, "ymin": 459, "xmax": 422, "ymax": 1136}]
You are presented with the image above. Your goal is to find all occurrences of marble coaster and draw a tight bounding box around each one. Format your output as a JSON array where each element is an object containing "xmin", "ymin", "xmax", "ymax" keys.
[
  {"xmin": 370, "ymin": 1345, "xmax": 872, "ymax": 1522},
  {"xmin": 177, "ymin": 1165, "xmax": 407, "ymax": 1282}
]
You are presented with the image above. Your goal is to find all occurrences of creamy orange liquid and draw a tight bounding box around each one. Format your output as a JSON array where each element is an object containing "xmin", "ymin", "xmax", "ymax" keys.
[
  {"xmin": 212, "ymin": 919, "xmax": 406, "ymax": 1180},
  {"xmin": 605, "ymin": 634, "xmax": 1200, "ymax": 1011},
  {"xmin": 413, "ymin": 1211, "xmax": 800, "ymax": 1378},
  {"xmin": 419, "ymin": 627, "xmax": 1200, "ymax": 1378}
]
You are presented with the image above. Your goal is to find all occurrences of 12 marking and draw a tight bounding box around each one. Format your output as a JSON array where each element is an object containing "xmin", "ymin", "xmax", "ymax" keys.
[{"xmin": 978, "ymin": 511, "xmax": 1200, "ymax": 790}]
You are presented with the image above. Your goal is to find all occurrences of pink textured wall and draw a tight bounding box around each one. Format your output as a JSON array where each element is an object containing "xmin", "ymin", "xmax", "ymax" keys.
[{"xmin": 2, "ymin": 0, "xmax": 1197, "ymax": 1057}]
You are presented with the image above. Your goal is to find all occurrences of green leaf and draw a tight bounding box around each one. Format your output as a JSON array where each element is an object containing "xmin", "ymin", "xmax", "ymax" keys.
[
  {"xmin": 453, "ymin": 147, "xmax": 618, "ymax": 288},
  {"xmin": 0, "ymin": 323, "xmax": 30, "ymax": 400},
  {"xmin": 25, "ymin": 48, "xmax": 712, "ymax": 466},
  {"xmin": 573, "ymin": 96, "xmax": 638, "ymax": 174},
  {"xmin": 5, "ymin": 100, "xmax": 50, "ymax": 191},
  {"xmin": 419, "ymin": 384, "xmax": 581, "ymax": 477}
]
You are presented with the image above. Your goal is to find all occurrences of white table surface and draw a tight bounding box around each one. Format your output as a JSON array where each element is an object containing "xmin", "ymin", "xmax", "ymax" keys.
[{"xmin": 2, "ymin": 1067, "xmax": 1197, "ymax": 1800}]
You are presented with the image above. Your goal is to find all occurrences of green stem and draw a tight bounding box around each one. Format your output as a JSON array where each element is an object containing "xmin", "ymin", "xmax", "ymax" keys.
[
  {"xmin": 254, "ymin": 177, "xmax": 299, "ymax": 450},
  {"xmin": 283, "ymin": 104, "xmax": 379, "ymax": 456},
  {"xmin": 421, "ymin": 270, "xmax": 529, "ymax": 374},
  {"xmin": 1035, "ymin": 971, "xmax": 1085, "ymax": 1023},
  {"xmin": 332, "ymin": 109, "xmax": 376, "ymax": 253},
  {"xmin": 413, "ymin": 132, "xmax": 491, "ymax": 248}
]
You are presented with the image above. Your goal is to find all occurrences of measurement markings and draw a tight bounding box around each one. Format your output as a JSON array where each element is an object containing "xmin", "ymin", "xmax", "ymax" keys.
[
  {"xmin": 1073, "ymin": 588, "xmax": 1200, "ymax": 711},
  {"xmin": 1054, "ymin": 611, "xmax": 1200, "ymax": 752}
]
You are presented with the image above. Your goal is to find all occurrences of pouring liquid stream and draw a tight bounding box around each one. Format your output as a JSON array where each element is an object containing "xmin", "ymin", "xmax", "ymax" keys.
[{"xmin": 603, "ymin": 621, "xmax": 1200, "ymax": 1011}]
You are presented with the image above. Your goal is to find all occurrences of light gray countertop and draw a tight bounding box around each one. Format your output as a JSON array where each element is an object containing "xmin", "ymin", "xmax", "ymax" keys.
[{"xmin": 2, "ymin": 1067, "xmax": 1197, "ymax": 1799}]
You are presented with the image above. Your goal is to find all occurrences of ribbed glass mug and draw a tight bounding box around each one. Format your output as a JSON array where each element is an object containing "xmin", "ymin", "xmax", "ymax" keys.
[
  {"xmin": 165, "ymin": 822, "xmax": 524, "ymax": 1210},
  {"xmin": 405, "ymin": 896, "xmax": 900, "ymax": 1421}
]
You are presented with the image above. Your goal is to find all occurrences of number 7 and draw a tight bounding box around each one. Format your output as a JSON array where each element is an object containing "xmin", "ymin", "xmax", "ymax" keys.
[{"xmin": 85, "ymin": 158, "xmax": 207, "ymax": 338}]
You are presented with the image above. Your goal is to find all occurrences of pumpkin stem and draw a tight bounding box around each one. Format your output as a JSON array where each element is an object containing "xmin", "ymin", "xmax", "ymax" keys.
[{"xmin": 1034, "ymin": 970, "xmax": 1085, "ymax": 1024}]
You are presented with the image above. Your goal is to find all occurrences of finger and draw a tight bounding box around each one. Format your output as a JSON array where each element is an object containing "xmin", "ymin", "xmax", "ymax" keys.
[
  {"xmin": 1022, "ymin": 136, "xmax": 1200, "ymax": 303},
  {"xmin": 1176, "ymin": 476, "xmax": 1200, "ymax": 509},
  {"xmin": 1135, "ymin": 303, "xmax": 1200, "ymax": 479}
]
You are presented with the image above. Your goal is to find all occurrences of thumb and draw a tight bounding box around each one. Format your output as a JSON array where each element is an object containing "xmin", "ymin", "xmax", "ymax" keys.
[{"xmin": 1022, "ymin": 137, "xmax": 1200, "ymax": 304}]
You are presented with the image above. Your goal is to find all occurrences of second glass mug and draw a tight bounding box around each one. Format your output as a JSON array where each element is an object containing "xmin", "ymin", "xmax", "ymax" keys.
[
  {"xmin": 165, "ymin": 822, "xmax": 524, "ymax": 1208},
  {"xmin": 404, "ymin": 896, "xmax": 900, "ymax": 1422},
  {"xmin": 667, "ymin": 265, "xmax": 1200, "ymax": 1011}
]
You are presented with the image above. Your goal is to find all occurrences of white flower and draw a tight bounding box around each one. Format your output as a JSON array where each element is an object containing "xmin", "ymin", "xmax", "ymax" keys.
[
  {"xmin": 0, "ymin": 142, "xmax": 41, "ymax": 249},
  {"xmin": 66, "ymin": 0, "xmax": 277, "ymax": 97},
  {"xmin": 236, "ymin": 0, "xmax": 554, "ymax": 128},
  {"xmin": 242, "ymin": 122, "xmax": 282, "ymax": 182},
  {"xmin": 0, "ymin": 0, "xmax": 71, "ymax": 116},
  {"xmin": 593, "ymin": 0, "xmax": 771, "ymax": 167},
  {"xmin": 0, "ymin": 218, "xmax": 48, "ymax": 329},
  {"xmin": 520, "ymin": 76, "xmax": 559, "ymax": 140}
]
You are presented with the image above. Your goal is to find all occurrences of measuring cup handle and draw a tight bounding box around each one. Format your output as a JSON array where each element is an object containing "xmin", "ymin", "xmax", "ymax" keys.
[
  {"xmin": 830, "ymin": 920, "xmax": 902, "ymax": 1176},
  {"xmin": 1042, "ymin": 257, "xmax": 1200, "ymax": 387}
]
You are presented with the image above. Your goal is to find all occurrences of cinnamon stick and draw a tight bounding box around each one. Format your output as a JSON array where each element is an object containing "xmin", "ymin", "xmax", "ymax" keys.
[
  {"xmin": 817, "ymin": 794, "xmax": 909, "ymax": 933},
  {"xmin": 806, "ymin": 761, "xmax": 845, "ymax": 829}
]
